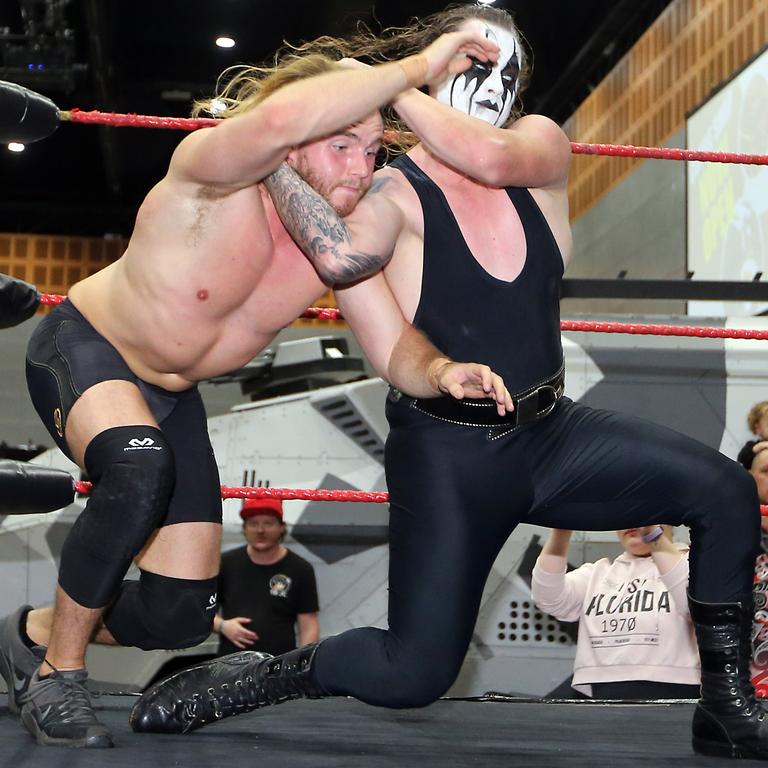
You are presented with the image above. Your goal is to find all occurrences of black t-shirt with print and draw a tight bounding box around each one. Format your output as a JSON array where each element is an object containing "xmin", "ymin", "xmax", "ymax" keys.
[{"xmin": 217, "ymin": 547, "xmax": 319, "ymax": 656}]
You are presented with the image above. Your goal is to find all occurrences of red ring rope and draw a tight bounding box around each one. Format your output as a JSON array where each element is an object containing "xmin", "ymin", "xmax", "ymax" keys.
[
  {"xmin": 36, "ymin": 294, "xmax": 768, "ymax": 341},
  {"xmin": 64, "ymin": 108, "xmax": 220, "ymax": 131},
  {"xmin": 73, "ymin": 481, "xmax": 387, "ymax": 503},
  {"xmin": 570, "ymin": 142, "xmax": 768, "ymax": 165},
  {"xmin": 72, "ymin": 480, "xmax": 768, "ymax": 516},
  {"xmin": 60, "ymin": 109, "xmax": 768, "ymax": 165},
  {"xmin": 559, "ymin": 320, "xmax": 768, "ymax": 340},
  {"xmin": 39, "ymin": 293, "xmax": 65, "ymax": 306}
]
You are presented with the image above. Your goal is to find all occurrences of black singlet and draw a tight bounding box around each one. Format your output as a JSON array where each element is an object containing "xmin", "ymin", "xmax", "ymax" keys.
[
  {"xmin": 389, "ymin": 154, "xmax": 564, "ymax": 393},
  {"xmin": 313, "ymin": 156, "xmax": 759, "ymax": 710}
]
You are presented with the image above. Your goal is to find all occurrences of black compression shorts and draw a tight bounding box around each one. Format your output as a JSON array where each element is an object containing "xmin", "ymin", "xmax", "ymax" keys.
[{"xmin": 26, "ymin": 299, "xmax": 222, "ymax": 526}]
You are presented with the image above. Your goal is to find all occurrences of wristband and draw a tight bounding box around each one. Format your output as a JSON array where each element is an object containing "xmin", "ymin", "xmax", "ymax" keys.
[
  {"xmin": 397, "ymin": 56, "xmax": 429, "ymax": 89},
  {"xmin": 427, "ymin": 357, "xmax": 452, "ymax": 394},
  {"xmin": 641, "ymin": 525, "xmax": 664, "ymax": 544}
]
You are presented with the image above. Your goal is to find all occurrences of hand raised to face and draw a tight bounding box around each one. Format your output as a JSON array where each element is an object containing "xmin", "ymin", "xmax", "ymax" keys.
[{"xmin": 434, "ymin": 19, "xmax": 522, "ymax": 127}]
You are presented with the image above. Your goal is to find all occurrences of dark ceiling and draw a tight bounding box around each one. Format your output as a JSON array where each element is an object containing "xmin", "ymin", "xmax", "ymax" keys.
[{"xmin": 0, "ymin": 0, "xmax": 674, "ymax": 238}]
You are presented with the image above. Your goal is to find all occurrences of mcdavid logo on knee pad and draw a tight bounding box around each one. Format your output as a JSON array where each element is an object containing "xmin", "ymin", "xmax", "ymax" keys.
[{"xmin": 124, "ymin": 437, "xmax": 164, "ymax": 451}]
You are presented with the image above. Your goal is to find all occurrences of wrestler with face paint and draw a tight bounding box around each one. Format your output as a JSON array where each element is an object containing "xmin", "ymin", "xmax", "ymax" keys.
[
  {"xmin": 433, "ymin": 17, "xmax": 522, "ymax": 127},
  {"xmin": 125, "ymin": 9, "xmax": 768, "ymax": 760}
]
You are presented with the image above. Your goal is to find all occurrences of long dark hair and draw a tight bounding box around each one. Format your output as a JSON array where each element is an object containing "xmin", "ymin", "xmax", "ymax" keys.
[
  {"xmin": 342, "ymin": 5, "xmax": 531, "ymax": 121},
  {"xmin": 192, "ymin": 4, "xmax": 530, "ymax": 156}
]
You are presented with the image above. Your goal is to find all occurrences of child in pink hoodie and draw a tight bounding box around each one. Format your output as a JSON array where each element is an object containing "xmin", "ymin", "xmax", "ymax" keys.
[{"xmin": 532, "ymin": 526, "xmax": 700, "ymax": 699}]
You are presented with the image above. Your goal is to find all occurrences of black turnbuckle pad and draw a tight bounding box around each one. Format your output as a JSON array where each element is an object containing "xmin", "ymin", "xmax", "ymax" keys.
[
  {"xmin": 0, "ymin": 460, "xmax": 75, "ymax": 515},
  {"xmin": 0, "ymin": 272, "xmax": 40, "ymax": 329},
  {"xmin": 0, "ymin": 80, "xmax": 60, "ymax": 143}
]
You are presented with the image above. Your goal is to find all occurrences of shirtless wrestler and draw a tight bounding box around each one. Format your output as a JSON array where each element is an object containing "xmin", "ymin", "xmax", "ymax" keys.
[
  {"xmin": 0, "ymin": 28, "xmax": 509, "ymax": 749},
  {"xmin": 132, "ymin": 6, "xmax": 767, "ymax": 761}
]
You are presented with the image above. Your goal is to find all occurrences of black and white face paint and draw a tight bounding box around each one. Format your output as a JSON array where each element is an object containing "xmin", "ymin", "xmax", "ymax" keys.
[{"xmin": 434, "ymin": 19, "xmax": 521, "ymax": 127}]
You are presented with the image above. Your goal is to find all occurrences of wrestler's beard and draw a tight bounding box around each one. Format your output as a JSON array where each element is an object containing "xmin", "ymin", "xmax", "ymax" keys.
[{"xmin": 296, "ymin": 164, "xmax": 365, "ymax": 217}]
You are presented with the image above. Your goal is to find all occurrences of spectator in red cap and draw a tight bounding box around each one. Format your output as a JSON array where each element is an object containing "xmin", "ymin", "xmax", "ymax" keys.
[{"xmin": 213, "ymin": 498, "xmax": 319, "ymax": 656}]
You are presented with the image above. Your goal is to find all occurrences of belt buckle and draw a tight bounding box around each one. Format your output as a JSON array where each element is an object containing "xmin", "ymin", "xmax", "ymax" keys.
[
  {"xmin": 515, "ymin": 382, "xmax": 560, "ymax": 426},
  {"xmin": 515, "ymin": 388, "xmax": 540, "ymax": 425},
  {"xmin": 536, "ymin": 384, "xmax": 559, "ymax": 419}
]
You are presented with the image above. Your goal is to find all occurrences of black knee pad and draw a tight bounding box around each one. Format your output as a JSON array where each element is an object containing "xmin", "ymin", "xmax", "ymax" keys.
[
  {"xmin": 58, "ymin": 425, "xmax": 176, "ymax": 608},
  {"xmin": 104, "ymin": 570, "xmax": 218, "ymax": 650}
]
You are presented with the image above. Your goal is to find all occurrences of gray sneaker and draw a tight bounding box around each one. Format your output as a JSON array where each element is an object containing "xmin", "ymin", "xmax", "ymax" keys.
[
  {"xmin": 20, "ymin": 669, "xmax": 113, "ymax": 748},
  {"xmin": 0, "ymin": 605, "xmax": 46, "ymax": 714}
]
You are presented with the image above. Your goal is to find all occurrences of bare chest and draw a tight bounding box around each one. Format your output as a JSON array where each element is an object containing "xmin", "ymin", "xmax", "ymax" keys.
[
  {"xmin": 437, "ymin": 185, "xmax": 527, "ymax": 282},
  {"xmin": 116, "ymin": 192, "xmax": 324, "ymax": 344},
  {"xmin": 172, "ymin": 233, "xmax": 324, "ymax": 342}
]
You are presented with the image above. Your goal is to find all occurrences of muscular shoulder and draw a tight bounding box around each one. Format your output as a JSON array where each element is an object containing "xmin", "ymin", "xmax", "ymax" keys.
[
  {"xmin": 340, "ymin": 166, "xmax": 409, "ymax": 243},
  {"xmin": 508, "ymin": 114, "xmax": 569, "ymax": 144},
  {"xmin": 166, "ymin": 128, "xmax": 214, "ymax": 183},
  {"xmin": 367, "ymin": 165, "xmax": 416, "ymax": 214},
  {"xmin": 369, "ymin": 167, "xmax": 405, "ymax": 200},
  {"xmin": 166, "ymin": 127, "xmax": 265, "ymax": 194},
  {"xmin": 500, "ymin": 115, "xmax": 572, "ymax": 190}
]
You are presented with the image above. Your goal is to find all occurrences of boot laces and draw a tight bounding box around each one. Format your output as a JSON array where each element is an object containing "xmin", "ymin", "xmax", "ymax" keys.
[
  {"xmin": 30, "ymin": 675, "xmax": 99, "ymax": 725},
  {"xmin": 187, "ymin": 666, "xmax": 308, "ymax": 727},
  {"xmin": 182, "ymin": 672, "xmax": 261, "ymax": 728}
]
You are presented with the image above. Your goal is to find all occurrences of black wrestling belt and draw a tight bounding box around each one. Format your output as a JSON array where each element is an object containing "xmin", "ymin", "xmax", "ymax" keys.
[{"xmin": 390, "ymin": 365, "xmax": 565, "ymax": 431}]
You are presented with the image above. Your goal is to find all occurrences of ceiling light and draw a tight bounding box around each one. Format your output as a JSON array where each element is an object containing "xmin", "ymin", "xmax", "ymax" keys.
[
  {"xmin": 216, "ymin": 37, "xmax": 235, "ymax": 49},
  {"xmin": 8, "ymin": 143, "xmax": 25, "ymax": 152}
]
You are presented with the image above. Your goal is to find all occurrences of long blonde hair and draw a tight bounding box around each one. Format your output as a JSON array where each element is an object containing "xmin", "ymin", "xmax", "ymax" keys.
[
  {"xmin": 191, "ymin": 37, "xmax": 414, "ymax": 156},
  {"xmin": 192, "ymin": 48, "xmax": 344, "ymax": 119},
  {"xmin": 192, "ymin": 5, "xmax": 530, "ymax": 155}
]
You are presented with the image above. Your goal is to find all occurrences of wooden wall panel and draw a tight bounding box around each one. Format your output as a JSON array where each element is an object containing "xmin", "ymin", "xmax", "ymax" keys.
[
  {"xmin": 0, "ymin": 232, "xmax": 345, "ymax": 325},
  {"xmin": 0, "ymin": 234, "xmax": 126, "ymax": 313},
  {"xmin": 565, "ymin": 0, "xmax": 768, "ymax": 221}
]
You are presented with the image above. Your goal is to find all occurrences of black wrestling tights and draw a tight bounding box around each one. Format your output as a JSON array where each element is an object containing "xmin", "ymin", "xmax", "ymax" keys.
[{"xmin": 315, "ymin": 398, "xmax": 759, "ymax": 708}]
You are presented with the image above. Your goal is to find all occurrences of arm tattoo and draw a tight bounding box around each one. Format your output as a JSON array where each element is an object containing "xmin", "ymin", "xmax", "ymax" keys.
[{"xmin": 265, "ymin": 164, "xmax": 391, "ymax": 285}]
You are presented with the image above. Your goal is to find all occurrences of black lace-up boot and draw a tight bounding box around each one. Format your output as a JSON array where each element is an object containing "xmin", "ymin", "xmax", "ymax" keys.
[
  {"xmin": 689, "ymin": 595, "xmax": 768, "ymax": 758},
  {"xmin": 129, "ymin": 643, "xmax": 329, "ymax": 734}
]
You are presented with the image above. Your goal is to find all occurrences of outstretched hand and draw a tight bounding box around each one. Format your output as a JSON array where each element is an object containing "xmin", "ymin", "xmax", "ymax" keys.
[{"xmin": 431, "ymin": 360, "xmax": 513, "ymax": 416}]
